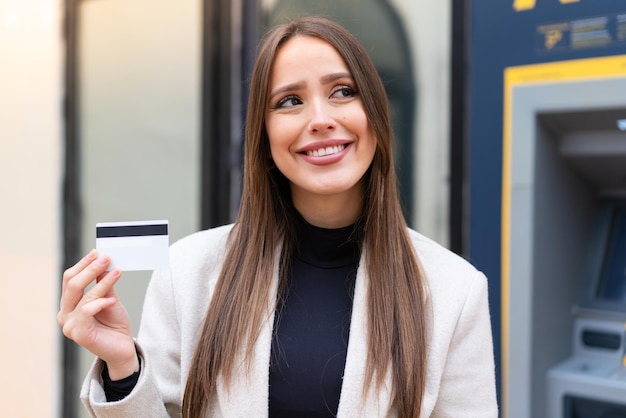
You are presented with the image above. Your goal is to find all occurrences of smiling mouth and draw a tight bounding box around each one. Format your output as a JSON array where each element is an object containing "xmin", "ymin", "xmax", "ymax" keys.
[{"xmin": 304, "ymin": 144, "xmax": 347, "ymax": 157}]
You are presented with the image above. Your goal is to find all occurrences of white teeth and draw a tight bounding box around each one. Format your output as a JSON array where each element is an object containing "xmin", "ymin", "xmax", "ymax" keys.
[{"xmin": 306, "ymin": 144, "xmax": 345, "ymax": 157}]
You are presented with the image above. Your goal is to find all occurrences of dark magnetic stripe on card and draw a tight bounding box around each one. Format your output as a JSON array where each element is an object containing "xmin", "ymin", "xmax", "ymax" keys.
[{"xmin": 96, "ymin": 224, "xmax": 168, "ymax": 238}]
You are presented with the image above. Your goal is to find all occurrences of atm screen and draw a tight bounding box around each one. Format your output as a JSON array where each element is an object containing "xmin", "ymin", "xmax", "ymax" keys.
[
  {"xmin": 595, "ymin": 207, "xmax": 626, "ymax": 304},
  {"xmin": 564, "ymin": 395, "xmax": 626, "ymax": 417}
]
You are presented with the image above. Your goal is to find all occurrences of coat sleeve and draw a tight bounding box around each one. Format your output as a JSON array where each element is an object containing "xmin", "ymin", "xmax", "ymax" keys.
[
  {"xmin": 80, "ymin": 267, "xmax": 181, "ymax": 418},
  {"xmin": 430, "ymin": 271, "xmax": 499, "ymax": 418}
]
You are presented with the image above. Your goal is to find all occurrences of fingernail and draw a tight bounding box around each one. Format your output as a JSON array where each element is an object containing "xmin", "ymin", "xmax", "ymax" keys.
[
  {"xmin": 87, "ymin": 249, "xmax": 97, "ymax": 259},
  {"xmin": 98, "ymin": 256, "xmax": 109, "ymax": 265}
]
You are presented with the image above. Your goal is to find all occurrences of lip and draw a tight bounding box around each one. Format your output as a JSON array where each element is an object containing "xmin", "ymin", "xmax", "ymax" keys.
[
  {"xmin": 295, "ymin": 139, "xmax": 353, "ymax": 153},
  {"xmin": 296, "ymin": 139, "xmax": 353, "ymax": 166}
]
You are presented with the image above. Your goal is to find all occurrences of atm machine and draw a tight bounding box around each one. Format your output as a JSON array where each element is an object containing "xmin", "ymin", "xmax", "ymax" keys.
[
  {"xmin": 548, "ymin": 199, "xmax": 626, "ymax": 417},
  {"xmin": 500, "ymin": 67, "xmax": 626, "ymax": 417}
]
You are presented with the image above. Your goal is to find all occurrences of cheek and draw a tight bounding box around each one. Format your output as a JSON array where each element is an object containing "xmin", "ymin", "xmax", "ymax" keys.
[
  {"xmin": 353, "ymin": 114, "xmax": 376, "ymax": 151},
  {"xmin": 266, "ymin": 129, "xmax": 293, "ymax": 169},
  {"xmin": 267, "ymin": 118, "xmax": 304, "ymax": 161},
  {"xmin": 345, "ymin": 105, "xmax": 369, "ymax": 134}
]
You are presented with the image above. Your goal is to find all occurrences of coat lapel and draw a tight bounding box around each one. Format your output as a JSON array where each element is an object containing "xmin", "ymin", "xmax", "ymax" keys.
[
  {"xmin": 214, "ymin": 246, "xmax": 281, "ymax": 418},
  {"xmin": 337, "ymin": 249, "xmax": 393, "ymax": 417}
]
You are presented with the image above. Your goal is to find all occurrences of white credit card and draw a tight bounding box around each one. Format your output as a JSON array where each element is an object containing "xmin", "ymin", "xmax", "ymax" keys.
[{"xmin": 96, "ymin": 220, "xmax": 170, "ymax": 271}]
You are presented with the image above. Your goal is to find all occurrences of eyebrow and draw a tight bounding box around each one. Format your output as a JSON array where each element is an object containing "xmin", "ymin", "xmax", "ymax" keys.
[{"xmin": 268, "ymin": 72, "xmax": 354, "ymax": 101}]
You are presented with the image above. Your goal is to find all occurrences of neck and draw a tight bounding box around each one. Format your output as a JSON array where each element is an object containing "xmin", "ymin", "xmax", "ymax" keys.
[{"xmin": 291, "ymin": 184, "xmax": 364, "ymax": 229}]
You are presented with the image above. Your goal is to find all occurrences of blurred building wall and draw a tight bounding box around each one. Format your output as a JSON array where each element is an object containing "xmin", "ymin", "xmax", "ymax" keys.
[{"xmin": 0, "ymin": 0, "xmax": 63, "ymax": 416}]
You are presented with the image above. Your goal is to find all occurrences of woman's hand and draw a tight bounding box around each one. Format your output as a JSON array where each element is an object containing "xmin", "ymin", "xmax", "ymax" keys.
[{"xmin": 57, "ymin": 250, "xmax": 139, "ymax": 380}]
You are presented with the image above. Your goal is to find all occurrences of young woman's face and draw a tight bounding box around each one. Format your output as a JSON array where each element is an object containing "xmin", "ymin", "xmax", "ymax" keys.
[{"xmin": 265, "ymin": 35, "xmax": 376, "ymax": 222}]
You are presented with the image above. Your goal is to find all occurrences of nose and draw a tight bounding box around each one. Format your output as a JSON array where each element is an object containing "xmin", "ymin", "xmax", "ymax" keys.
[{"xmin": 308, "ymin": 99, "xmax": 336, "ymax": 133}]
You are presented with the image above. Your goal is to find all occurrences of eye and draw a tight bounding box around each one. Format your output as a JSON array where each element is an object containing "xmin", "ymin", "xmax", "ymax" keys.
[
  {"xmin": 274, "ymin": 95, "xmax": 302, "ymax": 109},
  {"xmin": 331, "ymin": 86, "xmax": 357, "ymax": 99}
]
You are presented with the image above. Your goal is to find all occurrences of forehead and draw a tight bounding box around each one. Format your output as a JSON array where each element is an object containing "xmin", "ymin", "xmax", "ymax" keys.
[{"xmin": 269, "ymin": 35, "xmax": 350, "ymax": 83}]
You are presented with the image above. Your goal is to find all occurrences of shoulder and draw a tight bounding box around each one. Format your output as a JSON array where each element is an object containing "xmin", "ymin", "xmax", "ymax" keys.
[
  {"xmin": 406, "ymin": 228, "xmax": 483, "ymax": 281},
  {"xmin": 170, "ymin": 223, "xmax": 234, "ymax": 261},
  {"xmin": 145, "ymin": 223, "xmax": 235, "ymax": 329},
  {"xmin": 405, "ymin": 228, "xmax": 488, "ymax": 312},
  {"xmin": 166, "ymin": 223, "xmax": 235, "ymax": 282}
]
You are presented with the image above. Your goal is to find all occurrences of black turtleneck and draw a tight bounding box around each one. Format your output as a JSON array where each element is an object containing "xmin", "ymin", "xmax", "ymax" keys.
[{"xmin": 269, "ymin": 215, "xmax": 361, "ymax": 418}]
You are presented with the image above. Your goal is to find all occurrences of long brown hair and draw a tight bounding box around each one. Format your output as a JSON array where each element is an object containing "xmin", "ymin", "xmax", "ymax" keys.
[{"xmin": 183, "ymin": 16, "xmax": 428, "ymax": 418}]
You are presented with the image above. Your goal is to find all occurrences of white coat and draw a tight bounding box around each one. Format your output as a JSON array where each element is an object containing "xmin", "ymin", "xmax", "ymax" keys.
[{"xmin": 81, "ymin": 224, "xmax": 498, "ymax": 417}]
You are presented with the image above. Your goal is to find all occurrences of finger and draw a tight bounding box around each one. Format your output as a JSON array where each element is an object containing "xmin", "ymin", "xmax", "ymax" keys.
[
  {"xmin": 83, "ymin": 268, "xmax": 122, "ymax": 303},
  {"xmin": 62, "ymin": 297, "xmax": 118, "ymax": 343},
  {"xmin": 79, "ymin": 296, "xmax": 119, "ymax": 320},
  {"xmin": 62, "ymin": 249, "xmax": 97, "ymax": 294},
  {"xmin": 60, "ymin": 256, "xmax": 112, "ymax": 315}
]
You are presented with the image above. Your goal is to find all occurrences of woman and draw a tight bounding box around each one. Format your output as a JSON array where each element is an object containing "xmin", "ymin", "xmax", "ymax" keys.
[{"xmin": 58, "ymin": 16, "xmax": 497, "ymax": 418}]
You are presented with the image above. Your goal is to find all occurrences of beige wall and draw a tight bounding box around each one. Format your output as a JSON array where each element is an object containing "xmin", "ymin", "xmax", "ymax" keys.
[{"xmin": 0, "ymin": 0, "xmax": 63, "ymax": 417}]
